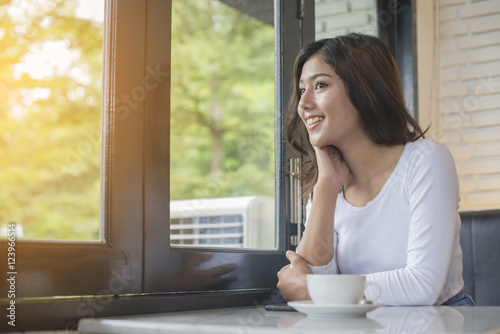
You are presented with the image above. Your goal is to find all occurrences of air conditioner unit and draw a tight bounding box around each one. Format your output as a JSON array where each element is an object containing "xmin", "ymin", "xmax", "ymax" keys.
[{"xmin": 170, "ymin": 196, "xmax": 275, "ymax": 249}]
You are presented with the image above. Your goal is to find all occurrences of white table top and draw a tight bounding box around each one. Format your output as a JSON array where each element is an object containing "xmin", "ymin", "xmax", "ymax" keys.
[{"xmin": 78, "ymin": 305, "xmax": 500, "ymax": 334}]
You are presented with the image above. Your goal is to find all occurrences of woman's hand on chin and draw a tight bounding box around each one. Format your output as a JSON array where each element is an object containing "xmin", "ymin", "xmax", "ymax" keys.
[
  {"xmin": 277, "ymin": 251, "xmax": 313, "ymax": 302},
  {"xmin": 313, "ymin": 145, "xmax": 350, "ymax": 189}
]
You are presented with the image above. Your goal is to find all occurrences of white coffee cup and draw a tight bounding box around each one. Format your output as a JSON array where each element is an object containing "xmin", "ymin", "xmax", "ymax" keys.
[{"xmin": 307, "ymin": 274, "xmax": 381, "ymax": 306}]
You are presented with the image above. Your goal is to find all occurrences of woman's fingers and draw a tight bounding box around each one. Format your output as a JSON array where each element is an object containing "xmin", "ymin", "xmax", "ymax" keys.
[
  {"xmin": 313, "ymin": 145, "xmax": 350, "ymax": 186},
  {"xmin": 277, "ymin": 251, "xmax": 313, "ymax": 301},
  {"xmin": 286, "ymin": 251, "xmax": 312, "ymax": 272}
]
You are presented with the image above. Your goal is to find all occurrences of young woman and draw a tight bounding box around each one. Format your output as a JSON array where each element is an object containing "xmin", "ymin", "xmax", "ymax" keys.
[{"xmin": 276, "ymin": 33, "xmax": 473, "ymax": 306}]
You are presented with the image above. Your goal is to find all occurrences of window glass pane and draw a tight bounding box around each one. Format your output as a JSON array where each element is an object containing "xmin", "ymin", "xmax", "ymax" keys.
[
  {"xmin": 0, "ymin": 0, "xmax": 104, "ymax": 240},
  {"xmin": 170, "ymin": 0, "xmax": 275, "ymax": 249},
  {"xmin": 315, "ymin": 0, "xmax": 376, "ymax": 40}
]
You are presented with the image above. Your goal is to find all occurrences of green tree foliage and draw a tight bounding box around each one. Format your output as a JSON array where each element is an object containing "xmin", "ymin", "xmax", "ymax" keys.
[
  {"xmin": 0, "ymin": 0, "xmax": 274, "ymax": 240},
  {"xmin": 170, "ymin": 0, "xmax": 275, "ymax": 200},
  {"xmin": 0, "ymin": 0, "xmax": 102, "ymax": 240}
]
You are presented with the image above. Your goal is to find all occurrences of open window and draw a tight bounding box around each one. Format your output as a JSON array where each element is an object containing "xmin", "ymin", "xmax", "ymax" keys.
[{"xmin": 0, "ymin": 0, "xmax": 418, "ymax": 331}]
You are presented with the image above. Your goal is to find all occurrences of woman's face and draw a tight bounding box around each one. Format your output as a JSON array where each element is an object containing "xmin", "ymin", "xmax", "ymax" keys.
[{"xmin": 298, "ymin": 54, "xmax": 363, "ymax": 149}]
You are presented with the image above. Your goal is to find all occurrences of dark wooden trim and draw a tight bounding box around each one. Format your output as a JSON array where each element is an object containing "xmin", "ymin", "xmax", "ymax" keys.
[{"xmin": 460, "ymin": 209, "xmax": 500, "ymax": 218}]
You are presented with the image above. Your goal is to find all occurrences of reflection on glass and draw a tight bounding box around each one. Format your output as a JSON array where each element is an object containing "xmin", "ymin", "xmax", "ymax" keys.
[
  {"xmin": 0, "ymin": 0, "xmax": 103, "ymax": 240},
  {"xmin": 170, "ymin": 0, "xmax": 275, "ymax": 249}
]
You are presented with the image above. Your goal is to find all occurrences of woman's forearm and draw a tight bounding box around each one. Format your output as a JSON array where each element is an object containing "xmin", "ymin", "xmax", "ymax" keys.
[{"xmin": 297, "ymin": 180, "xmax": 339, "ymax": 266}]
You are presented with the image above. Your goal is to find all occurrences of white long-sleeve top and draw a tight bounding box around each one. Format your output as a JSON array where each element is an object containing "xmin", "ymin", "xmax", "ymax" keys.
[{"xmin": 304, "ymin": 139, "xmax": 464, "ymax": 306}]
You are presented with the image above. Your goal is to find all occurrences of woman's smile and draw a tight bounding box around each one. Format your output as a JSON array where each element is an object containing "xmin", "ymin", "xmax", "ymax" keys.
[
  {"xmin": 298, "ymin": 54, "xmax": 362, "ymax": 148},
  {"xmin": 306, "ymin": 116, "xmax": 325, "ymax": 130}
]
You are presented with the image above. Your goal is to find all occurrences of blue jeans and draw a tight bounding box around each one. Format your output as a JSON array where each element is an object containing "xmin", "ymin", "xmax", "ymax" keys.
[{"xmin": 442, "ymin": 289, "xmax": 475, "ymax": 306}]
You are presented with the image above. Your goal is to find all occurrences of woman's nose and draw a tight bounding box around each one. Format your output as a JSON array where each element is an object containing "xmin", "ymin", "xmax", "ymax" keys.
[{"xmin": 298, "ymin": 88, "xmax": 314, "ymax": 111}]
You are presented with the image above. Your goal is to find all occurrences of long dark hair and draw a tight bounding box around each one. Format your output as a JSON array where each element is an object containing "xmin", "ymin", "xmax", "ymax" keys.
[{"xmin": 285, "ymin": 33, "xmax": 426, "ymax": 197}]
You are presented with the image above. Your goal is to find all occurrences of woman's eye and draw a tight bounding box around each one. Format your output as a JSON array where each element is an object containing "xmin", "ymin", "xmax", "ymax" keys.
[
  {"xmin": 315, "ymin": 82, "xmax": 327, "ymax": 89},
  {"xmin": 299, "ymin": 88, "xmax": 306, "ymax": 95}
]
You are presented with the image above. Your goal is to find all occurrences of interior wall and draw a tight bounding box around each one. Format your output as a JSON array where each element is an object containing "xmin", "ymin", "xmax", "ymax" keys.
[
  {"xmin": 418, "ymin": 0, "xmax": 500, "ymax": 211},
  {"xmin": 315, "ymin": 0, "xmax": 376, "ymax": 39}
]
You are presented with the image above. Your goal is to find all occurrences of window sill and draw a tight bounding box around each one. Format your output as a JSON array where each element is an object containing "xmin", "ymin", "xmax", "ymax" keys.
[{"xmin": 5, "ymin": 289, "xmax": 280, "ymax": 332}]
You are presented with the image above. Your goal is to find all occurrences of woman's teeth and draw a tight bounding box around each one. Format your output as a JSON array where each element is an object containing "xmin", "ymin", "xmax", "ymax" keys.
[{"xmin": 306, "ymin": 116, "xmax": 325, "ymax": 126}]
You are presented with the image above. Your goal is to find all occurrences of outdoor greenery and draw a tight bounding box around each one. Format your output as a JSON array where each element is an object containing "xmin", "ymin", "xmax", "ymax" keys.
[
  {"xmin": 0, "ymin": 0, "xmax": 103, "ymax": 240},
  {"xmin": 0, "ymin": 0, "xmax": 275, "ymax": 240},
  {"xmin": 170, "ymin": 0, "xmax": 275, "ymax": 200}
]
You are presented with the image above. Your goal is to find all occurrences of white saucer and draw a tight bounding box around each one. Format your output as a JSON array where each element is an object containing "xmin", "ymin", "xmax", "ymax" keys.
[{"xmin": 287, "ymin": 301, "xmax": 383, "ymax": 318}]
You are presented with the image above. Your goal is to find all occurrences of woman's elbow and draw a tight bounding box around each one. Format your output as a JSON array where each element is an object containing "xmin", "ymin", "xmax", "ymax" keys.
[
  {"xmin": 405, "ymin": 281, "xmax": 442, "ymax": 306},
  {"xmin": 389, "ymin": 291, "xmax": 439, "ymax": 306},
  {"xmin": 411, "ymin": 293, "xmax": 439, "ymax": 306}
]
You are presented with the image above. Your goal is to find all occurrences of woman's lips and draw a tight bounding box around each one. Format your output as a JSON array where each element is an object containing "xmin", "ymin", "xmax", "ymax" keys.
[{"xmin": 306, "ymin": 116, "xmax": 325, "ymax": 130}]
